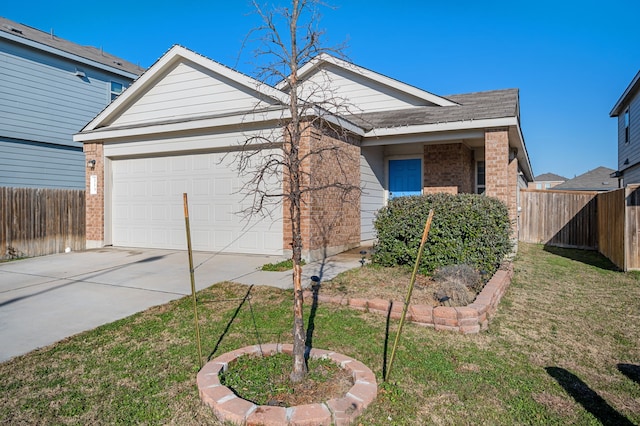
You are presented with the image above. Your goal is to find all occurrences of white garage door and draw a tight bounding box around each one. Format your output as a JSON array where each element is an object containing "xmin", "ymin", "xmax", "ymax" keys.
[{"xmin": 111, "ymin": 152, "xmax": 283, "ymax": 255}]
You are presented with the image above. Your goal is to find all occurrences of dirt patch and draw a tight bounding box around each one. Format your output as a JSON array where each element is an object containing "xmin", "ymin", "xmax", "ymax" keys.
[{"xmin": 316, "ymin": 265, "xmax": 441, "ymax": 306}]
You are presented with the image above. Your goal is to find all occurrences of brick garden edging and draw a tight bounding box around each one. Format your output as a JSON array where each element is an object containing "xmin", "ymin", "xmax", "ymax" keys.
[
  {"xmin": 197, "ymin": 343, "xmax": 377, "ymax": 425},
  {"xmin": 303, "ymin": 264, "xmax": 514, "ymax": 334}
]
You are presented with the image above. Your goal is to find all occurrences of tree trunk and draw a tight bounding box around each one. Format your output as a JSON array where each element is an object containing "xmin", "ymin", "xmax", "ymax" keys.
[{"xmin": 288, "ymin": 0, "xmax": 308, "ymax": 384}]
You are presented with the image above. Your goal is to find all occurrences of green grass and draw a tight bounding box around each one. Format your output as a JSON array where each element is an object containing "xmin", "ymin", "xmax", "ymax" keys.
[
  {"xmin": 1, "ymin": 243, "xmax": 639, "ymax": 424},
  {"xmin": 220, "ymin": 352, "xmax": 350, "ymax": 406},
  {"xmin": 261, "ymin": 258, "xmax": 306, "ymax": 271}
]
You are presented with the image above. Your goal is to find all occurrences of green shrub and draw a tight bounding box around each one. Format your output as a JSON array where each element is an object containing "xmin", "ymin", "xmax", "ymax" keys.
[{"xmin": 372, "ymin": 193, "xmax": 512, "ymax": 275}]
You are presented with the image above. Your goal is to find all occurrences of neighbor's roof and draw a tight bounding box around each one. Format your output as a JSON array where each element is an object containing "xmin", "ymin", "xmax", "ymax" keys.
[
  {"xmin": 553, "ymin": 166, "xmax": 617, "ymax": 191},
  {"xmin": 0, "ymin": 16, "xmax": 144, "ymax": 77},
  {"xmin": 611, "ymin": 69, "xmax": 640, "ymax": 117},
  {"xmin": 350, "ymin": 89, "xmax": 519, "ymax": 131},
  {"xmin": 534, "ymin": 173, "xmax": 567, "ymax": 182}
]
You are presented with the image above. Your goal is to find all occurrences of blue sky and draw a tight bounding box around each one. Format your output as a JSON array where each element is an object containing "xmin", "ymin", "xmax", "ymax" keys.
[{"xmin": 3, "ymin": 0, "xmax": 639, "ymax": 179}]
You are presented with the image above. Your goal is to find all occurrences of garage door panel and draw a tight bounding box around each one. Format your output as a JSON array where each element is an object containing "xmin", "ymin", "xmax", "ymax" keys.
[
  {"xmin": 111, "ymin": 152, "xmax": 283, "ymax": 255},
  {"xmin": 169, "ymin": 229, "xmax": 186, "ymax": 247},
  {"xmin": 214, "ymin": 230, "xmax": 233, "ymax": 248},
  {"xmin": 191, "ymin": 204, "xmax": 211, "ymax": 224}
]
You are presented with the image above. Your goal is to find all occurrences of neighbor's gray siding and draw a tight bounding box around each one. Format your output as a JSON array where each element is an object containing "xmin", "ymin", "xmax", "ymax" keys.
[
  {"xmin": 623, "ymin": 164, "xmax": 640, "ymax": 186},
  {"xmin": 0, "ymin": 38, "xmax": 132, "ymax": 147},
  {"xmin": 0, "ymin": 37, "xmax": 134, "ymax": 188},
  {"xmin": 0, "ymin": 137, "xmax": 84, "ymax": 189},
  {"xmin": 618, "ymin": 90, "xmax": 640, "ymax": 184}
]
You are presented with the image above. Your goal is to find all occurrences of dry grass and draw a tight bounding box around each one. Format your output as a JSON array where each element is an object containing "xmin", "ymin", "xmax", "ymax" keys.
[
  {"xmin": 318, "ymin": 265, "xmax": 439, "ymax": 305},
  {"xmin": 1, "ymin": 244, "xmax": 640, "ymax": 425}
]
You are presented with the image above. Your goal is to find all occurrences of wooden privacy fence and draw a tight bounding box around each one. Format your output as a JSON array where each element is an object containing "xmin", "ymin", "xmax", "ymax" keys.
[
  {"xmin": 0, "ymin": 187, "xmax": 85, "ymax": 260},
  {"xmin": 519, "ymin": 186, "xmax": 640, "ymax": 271},
  {"xmin": 519, "ymin": 189, "xmax": 598, "ymax": 249}
]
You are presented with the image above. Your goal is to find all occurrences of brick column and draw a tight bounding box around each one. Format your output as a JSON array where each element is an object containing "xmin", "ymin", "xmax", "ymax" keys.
[
  {"xmin": 282, "ymin": 124, "xmax": 361, "ymax": 261},
  {"xmin": 485, "ymin": 129, "xmax": 517, "ymax": 233},
  {"xmin": 507, "ymin": 154, "xmax": 519, "ymax": 235},
  {"xmin": 83, "ymin": 142, "xmax": 105, "ymax": 249}
]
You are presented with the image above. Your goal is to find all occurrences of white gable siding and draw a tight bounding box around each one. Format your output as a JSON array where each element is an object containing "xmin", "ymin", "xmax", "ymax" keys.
[
  {"xmin": 110, "ymin": 61, "xmax": 274, "ymax": 127},
  {"xmin": 300, "ymin": 64, "xmax": 436, "ymax": 113}
]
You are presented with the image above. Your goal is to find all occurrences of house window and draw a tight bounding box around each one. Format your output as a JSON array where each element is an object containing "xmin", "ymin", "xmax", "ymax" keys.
[
  {"xmin": 110, "ymin": 81, "xmax": 124, "ymax": 101},
  {"xmin": 624, "ymin": 108, "xmax": 630, "ymax": 144},
  {"xmin": 476, "ymin": 161, "xmax": 486, "ymax": 194}
]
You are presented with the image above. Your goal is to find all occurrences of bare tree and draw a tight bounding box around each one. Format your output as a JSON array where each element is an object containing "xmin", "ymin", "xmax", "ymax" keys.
[{"xmin": 238, "ymin": 0, "xmax": 361, "ymax": 382}]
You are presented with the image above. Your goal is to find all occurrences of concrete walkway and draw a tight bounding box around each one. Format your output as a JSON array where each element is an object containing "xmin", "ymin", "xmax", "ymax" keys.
[{"xmin": 0, "ymin": 247, "xmax": 363, "ymax": 363}]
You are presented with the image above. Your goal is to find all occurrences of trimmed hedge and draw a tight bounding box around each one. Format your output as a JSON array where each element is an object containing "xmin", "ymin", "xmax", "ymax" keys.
[{"xmin": 371, "ymin": 193, "xmax": 512, "ymax": 275}]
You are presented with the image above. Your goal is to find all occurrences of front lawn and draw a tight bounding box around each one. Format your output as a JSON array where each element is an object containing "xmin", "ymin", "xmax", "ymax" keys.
[{"xmin": 1, "ymin": 243, "xmax": 639, "ymax": 424}]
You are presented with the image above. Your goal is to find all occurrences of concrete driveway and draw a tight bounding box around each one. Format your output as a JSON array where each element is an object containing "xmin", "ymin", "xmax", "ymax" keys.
[{"xmin": 0, "ymin": 247, "xmax": 361, "ymax": 363}]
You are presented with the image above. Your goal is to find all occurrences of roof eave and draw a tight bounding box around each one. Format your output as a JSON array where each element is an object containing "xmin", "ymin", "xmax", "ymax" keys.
[
  {"xmin": 611, "ymin": 69, "xmax": 640, "ymax": 117},
  {"xmin": 363, "ymin": 115, "xmax": 534, "ymax": 182},
  {"xmin": 279, "ymin": 53, "xmax": 459, "ymax": 108},
  {"xmin": 365, "ymin": 116, "xmax": 519, "ymax": 137},
  {"xmin": 0, "ymin": 29, "xmax": 139, "ymax": 79}
]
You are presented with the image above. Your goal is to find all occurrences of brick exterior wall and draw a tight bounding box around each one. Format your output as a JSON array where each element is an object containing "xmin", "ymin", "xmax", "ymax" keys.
[
  {"xmin": 423, "ymin": 143, "xmax": 474, "ymax": 194},
  {"xmin": 83, "ymin": 142, "xmax": 105, "ymax": 248},
  {"xmin": 283, "ymin": 123, "xmax": 361, "ymax": 261},
  {"xmin": 484, "ymin": 129, "xmax": 518, "ymax": 232}
]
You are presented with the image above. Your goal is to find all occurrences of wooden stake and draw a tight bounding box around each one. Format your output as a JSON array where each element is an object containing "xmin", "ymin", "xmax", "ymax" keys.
[
  {"xmin": 385, "ymin": 209, "xmax": 434, "ymax": 382},
  {"xmin": 183, "ymin": 193, "xmax": 203, "ymax": 370}
]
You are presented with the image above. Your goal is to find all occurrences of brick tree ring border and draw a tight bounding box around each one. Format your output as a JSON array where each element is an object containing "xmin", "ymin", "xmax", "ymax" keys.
[{"xmin": 197, "ymin": 343, "xmax": 377, "ymax": 425}]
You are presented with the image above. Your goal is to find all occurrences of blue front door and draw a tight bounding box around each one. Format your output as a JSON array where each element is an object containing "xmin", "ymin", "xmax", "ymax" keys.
[{"xmin": 389, "ymin": 159, "xmax": 422, "ymax": 198}]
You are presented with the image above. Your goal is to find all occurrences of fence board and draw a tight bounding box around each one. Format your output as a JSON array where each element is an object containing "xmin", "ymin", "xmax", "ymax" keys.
[
  {"xmin": 598, "ymin": 188, "xmax": 625, "ymax": 269},
  {"xmin": 626, "ymin": 185, "xmax": 640, "ymax": 270},
  {"xmin": 520, "ymin": 189, "xmax": 598, "ymax": 249},
  {"xmin": 0, "ymin": 187, "xmax": 85, "ymax": 259}
]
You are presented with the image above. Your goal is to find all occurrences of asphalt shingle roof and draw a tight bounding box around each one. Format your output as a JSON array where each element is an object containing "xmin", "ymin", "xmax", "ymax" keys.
[
  {"xmin": 553, "ymin": 167, "xmax": 617, "ymax": 191},
  {"xmin": 535, "ymin": 173, "xmax": 567, "ymax": 181},
  {"xmin": 0, "ymin": 16, "xmax": 145, "ymax": 76},
  {"xmin": 350, "ymin": 88, "xmax": 519, "ymax": 131}
]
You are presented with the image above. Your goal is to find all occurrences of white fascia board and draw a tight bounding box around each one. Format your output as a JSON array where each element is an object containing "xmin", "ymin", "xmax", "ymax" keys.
[
  {"xmin": 366, "ymin": 117, "xmax": 520, "ymax": 138},
  {"xmin": 0, "ymin": 30, "xmax": 138, "ymax": 79},
  {"xmin": 362, "ymin": 129, "xmax": 486, "ymax": 146},
  {"xmin": 513, "ymin": 121, "xmax": 534, "ymax": 181},
  {"xmin": 284, "ymin": 53, "xmax": 458, "ymax": 107},
  {"xmin": 74, "ymin": 108, "xmax": 288, "ymax": 142},
  {"xmin": 80, "ymin": 45, "xmax": 289, "ymax": 133}
]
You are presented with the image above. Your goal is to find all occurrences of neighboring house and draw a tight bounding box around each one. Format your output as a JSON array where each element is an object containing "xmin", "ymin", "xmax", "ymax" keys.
[
  {"xmin": 74, "ymin": 45, "xmax": 533, "ymax": 259},
  {"xmin": 528, "ymin": 173, "xmax": 566, "ymax": 190},
  {"xmin": 553, "ymin": 166, "xmax": 618, "ymax": 191},
  {"xmin": 0, "ymin": 17, "xmax": 144, "ymax": 189},
  {"xmin": 611, "ymin": 69, "xmax": 640, "ymax": 186}
]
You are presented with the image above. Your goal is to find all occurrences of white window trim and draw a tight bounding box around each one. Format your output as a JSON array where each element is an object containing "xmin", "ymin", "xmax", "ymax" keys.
[{"xmin": 110, "ymin": 81, "xmax": 124, "ymax": 102}]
